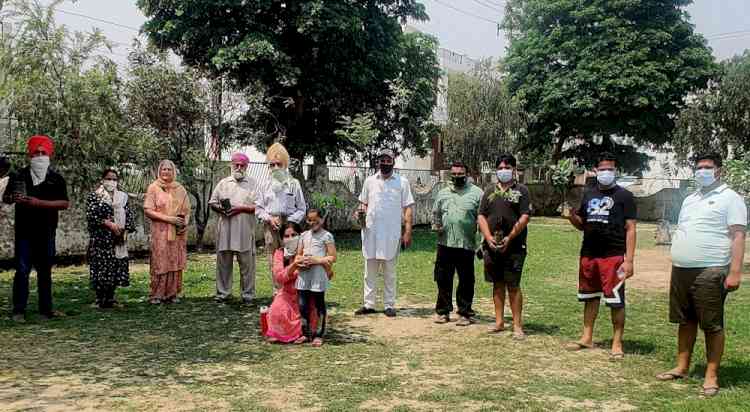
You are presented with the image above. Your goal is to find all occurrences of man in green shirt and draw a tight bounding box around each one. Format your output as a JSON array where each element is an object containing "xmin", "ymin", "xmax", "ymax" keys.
[{"xmin": 432, "ymin": 161, "xmax": 484, "ymax": 326}]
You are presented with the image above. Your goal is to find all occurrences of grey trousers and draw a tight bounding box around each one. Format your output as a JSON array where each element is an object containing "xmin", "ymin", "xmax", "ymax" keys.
[{"xmin": 216, "ymin": 250, "xmax": 256, "ymax": 301}]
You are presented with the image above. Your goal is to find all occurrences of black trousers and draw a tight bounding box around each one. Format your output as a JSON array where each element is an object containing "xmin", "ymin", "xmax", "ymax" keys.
[
  {"xmin": 13, "ymin": 234, "xmax": 56, "ymax": 315},
  {"xmin": 95, "ymin": 287, "xmax": 116, "ymax": 307},
  {"xmin": 299, "ymin": 290, "xmax": 327, "ymax": 338},
  {"xmin": 434, "ymin": 245, "xmax": 475, "ymax": 317}
]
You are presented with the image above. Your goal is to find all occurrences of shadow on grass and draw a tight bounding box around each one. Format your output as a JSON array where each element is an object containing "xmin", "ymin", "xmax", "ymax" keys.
[
  {"xmin": 690, "ymin": 358, "xmax": 750, "ymax": 387},
  {"xmin": 0, "ymin": 274, "xmax": 371, "ymax": 396}
]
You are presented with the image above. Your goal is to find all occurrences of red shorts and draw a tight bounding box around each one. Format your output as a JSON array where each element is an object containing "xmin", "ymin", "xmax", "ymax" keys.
[{"xmin": 578, "ymin": 256, "xmax": 626, "ymax": 308}]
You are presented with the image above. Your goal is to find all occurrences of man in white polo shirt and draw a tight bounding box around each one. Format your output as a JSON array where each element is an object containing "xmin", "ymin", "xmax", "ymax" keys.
[
  {"xmin": 354, "ymin": 149, "xmax": 415, "ymax": 317},
  {"xmin": 656, "ymin": 153, "xmax": 747, "ymax": 397}
]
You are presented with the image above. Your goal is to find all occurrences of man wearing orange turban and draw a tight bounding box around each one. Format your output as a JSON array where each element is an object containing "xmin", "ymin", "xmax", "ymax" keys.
[{"xmin": 2, "ymin": 135, "xmax": 70, "ymax": 322}]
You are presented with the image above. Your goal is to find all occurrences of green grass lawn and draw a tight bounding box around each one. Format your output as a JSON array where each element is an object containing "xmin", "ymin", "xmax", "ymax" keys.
[{"xmin": 1, "ymin": 223, "xmax": 749, "ymax": 411}]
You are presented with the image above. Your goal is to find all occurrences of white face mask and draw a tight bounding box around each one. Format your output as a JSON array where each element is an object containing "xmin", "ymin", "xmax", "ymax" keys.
[
  {"xmin": 496, "ymin": 169, "xmax": 513, "ymax": 183},
  {"xmin": 695, "ymin": 168, "xmax": 716, "ymax": 187},
  {"xmin": 232, "ymin": 170, "xmax": 246, "ymax": 181},
  {"xmin": 283, "ymin": 236, "xmax": 299, "ymax": 258},
  {"xmin": 29, "ymin": 156, "xmax": 50, "ymax": 186},
  {"xmin": 102, "ymin": 180, "xmax": 118, "ymax": 193},
  {"xmin": 271, "ymin": 168, "xmax": 288, "ymax": 183},
  {"xmin": 596, "ymin": 170, "xmax": 616, "ymax": 187}
]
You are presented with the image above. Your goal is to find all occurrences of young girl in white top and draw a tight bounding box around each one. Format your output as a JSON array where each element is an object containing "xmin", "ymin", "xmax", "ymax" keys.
[{"xmin": 296, "ymin": 208, "xmax": 336, "ymax": 346}]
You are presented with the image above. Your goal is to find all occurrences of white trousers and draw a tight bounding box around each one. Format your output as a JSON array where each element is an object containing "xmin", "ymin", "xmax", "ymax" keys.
[{"xmin": 364, "ymin": 256, "xmax": 399, "ymax": 309}]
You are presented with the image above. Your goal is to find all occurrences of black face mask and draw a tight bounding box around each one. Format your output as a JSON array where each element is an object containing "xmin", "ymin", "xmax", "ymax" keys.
[
  {"xmin": 451, "ymin": 176, "xmax": 467, "ymax": 187},
  {"xmin": 380, "ymin": 163, "xmax": 394, "ymax": 175}
]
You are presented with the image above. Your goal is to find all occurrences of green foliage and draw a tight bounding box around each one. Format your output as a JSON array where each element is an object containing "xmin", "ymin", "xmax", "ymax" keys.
[
  {"xmin": 440, "ymin": 59, "xmax": 527, "ymax": 174},
  {"xmin": 549, "ymin": 158, "xmax": 577, "ymax": 190},
  {"xmin": 309, "ymin": 192, "xmax": 346, "ymax": 219},
  {"xmin": 503, "ymin": 0, "xmax": 718, "ymax": 171},
  {"xmin": 137, "ymin": 0, "xmax": 440, "ymax": 164},
  {"xmin": 673, "ymin": 51, "xmax": 750, "ymax": 164},
  {"xmin": 125, "ymin": 43, "xmax": 221, "ymax": 247},
  {"xmin": 0, "ymin": 0, "xmax": 156, "ymax": 192},
  {"xmin": 723, "ymin": 157, "xmax": 750, "ymax": 198},
  {"xmin": 549, "ymin": 158, "xmax": 579, "ymax": 204}
]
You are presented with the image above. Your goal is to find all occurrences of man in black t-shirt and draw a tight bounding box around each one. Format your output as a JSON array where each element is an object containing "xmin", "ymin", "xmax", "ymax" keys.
[
  {"xmin": 565, "ymin": 152, "xmax": 637, "ymax": 359},
  {"xmin": 478, "ymin": 154, "xmax": 531, "ymax": 339},
  {"xmin": 2, "ymin": 135, "xmax": 70, "ymax": 323}
]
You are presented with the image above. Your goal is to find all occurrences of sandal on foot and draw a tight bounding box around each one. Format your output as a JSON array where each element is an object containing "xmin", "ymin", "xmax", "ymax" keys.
[
  {"xmin": 701, "ymin": 386, "xmax": 720, "ymax": 397},
  {"xmin": 487, "ymin": 325, "xmax": 505, "ymax": 334},
  {"xmin": 655, "ymin": 371, "xmax": 687, "ymax": 381},
  {"xmin": 311, "ymin": 338, "xmax": 323, "ymax": 347},
  {"xmin": 564, "ymin": 341, "xmax": 593, "ymax": 351},
  {"xmin": 293, "ymin": 336, "xmax": 308, "ymax": 345},
  {"xmin": 512, "ymin": 331, "xmax": 526, "ymax": 341},
  {"xmin": 608, "ymin": 352, "xmax": 625, "ymax": 361}
]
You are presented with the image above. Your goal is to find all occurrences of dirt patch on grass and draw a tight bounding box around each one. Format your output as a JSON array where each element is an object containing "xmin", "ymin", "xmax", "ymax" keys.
[{"xmin": 630, "ymin": 247, "xmax": 672, "ymax": 291}]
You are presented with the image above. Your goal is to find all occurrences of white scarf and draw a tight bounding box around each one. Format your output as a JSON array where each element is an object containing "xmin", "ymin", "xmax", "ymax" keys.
[
  {"xmin": 30, "ymin": 156, "xmax": 50, "ymax": 186},
  {"xmin": 97, "ymin": 186, "xmax": 129, "ymax": 259}
]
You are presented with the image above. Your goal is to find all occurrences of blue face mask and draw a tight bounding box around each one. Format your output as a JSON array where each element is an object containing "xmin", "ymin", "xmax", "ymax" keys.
[
  {"xmin": 695, "ymin": 168, "xmax": 716, "ymax": 187},
  {"xmin": 596, "ymin": 170, "xmax": 616, "ymax": 186},
  {"xmin": 496, "ymin": 169, "xmax": 513, "ymax": 183}
]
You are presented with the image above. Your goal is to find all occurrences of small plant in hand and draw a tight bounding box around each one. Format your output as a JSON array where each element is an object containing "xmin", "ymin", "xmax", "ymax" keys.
[{"xmin": 550, "ymin": 158, "xmax": 580, "ymax": 217}]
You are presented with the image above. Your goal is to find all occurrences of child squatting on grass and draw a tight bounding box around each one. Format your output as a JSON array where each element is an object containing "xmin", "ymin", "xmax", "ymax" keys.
[{"xmin": 295, "ymin": 208, "xmax": 336, "ymax": 347}]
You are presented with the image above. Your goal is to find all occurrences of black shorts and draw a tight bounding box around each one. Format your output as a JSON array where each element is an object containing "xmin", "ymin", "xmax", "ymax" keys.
[
  {"xmin": 483, "ymin": 249, "xmax": 526, "ymax": 287},
  {"xmin": 669, "ymin": 266, "xmax": 728, "ymax": 333}
]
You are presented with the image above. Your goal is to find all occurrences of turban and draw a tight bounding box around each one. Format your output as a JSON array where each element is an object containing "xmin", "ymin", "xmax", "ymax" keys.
[
  {"xmin": 266, "ymin": 143, "xmax": 290, "ymax": 168},
  {"xmin": 231, "ymin": 152, "xmax": 250, "ymax": 165},
  {"xmin": 27, "ymin": 135, "xmax": 54, "ymax": 157}
]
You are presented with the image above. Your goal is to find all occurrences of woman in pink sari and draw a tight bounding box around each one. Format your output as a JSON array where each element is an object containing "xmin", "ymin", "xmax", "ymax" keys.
[{"xmin": 265, "ymin": 222, "xmax": 306, "ymax": 344}]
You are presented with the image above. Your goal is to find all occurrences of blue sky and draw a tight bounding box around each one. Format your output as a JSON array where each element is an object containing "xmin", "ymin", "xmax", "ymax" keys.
[{"xmin": 33, "ymin": 0, "xmax": 750, "ymax": 64}]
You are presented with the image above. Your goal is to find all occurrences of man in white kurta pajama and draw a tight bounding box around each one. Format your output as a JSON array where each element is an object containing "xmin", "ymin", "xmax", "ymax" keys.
[
  {"xmin": 209, "ymin": 153, "xmax": 258, "ymax": 303},
  {"xmin": 355, "ymin": 149, "xmax": 415, "ymax": 317}
]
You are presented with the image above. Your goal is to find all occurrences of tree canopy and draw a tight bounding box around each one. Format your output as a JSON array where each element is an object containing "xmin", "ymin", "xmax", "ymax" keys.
[
  {"xmin": 440, "ymin": 60, "xmax": 527, "ymax": 175},
  {"xmin": 503, "ymin": 0, "xmax": 717, "ymax": 172},
  {"xmin": 137, "ymin": 0, "xmax": 440, "ymax": 164},
  {"xmin": 0, "ymin": 0, "xmax": 153, "ymax": 191},
  {"xmin": 672, "ymin": 51, "xmax": 750, "ymax": 163}
]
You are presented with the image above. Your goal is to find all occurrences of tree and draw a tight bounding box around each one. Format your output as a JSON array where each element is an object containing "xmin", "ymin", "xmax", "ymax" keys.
[
  {"xmin": 0, "ymin": 0, "xmax": 153, "ymax": 191},
  {"xmin": 672, "ymin": 51, "xmax": 750, "ymax": 163},
  {"xmin": 440, "ymin": 59, "xmax": 527, "ymax": 175},
  {"xmin": 137, "ymin": 0, "xmax": 440, "ymax": 166},
  {"xmin": 503, "ymin": 0, "xmax": 717, "ymax": 171},
  {"xmin": 126, "ymin": 43, "xmax": 219, "ymax": 249}
]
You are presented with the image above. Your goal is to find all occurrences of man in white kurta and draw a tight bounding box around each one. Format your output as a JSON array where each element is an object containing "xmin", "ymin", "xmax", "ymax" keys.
[
  {"xmin": 355, "ymin": 149, "xmax": 415, "ymax": 317},
  {"xmin": 209, "ymin": 153, "xmax": 258, "ymax": 303}
]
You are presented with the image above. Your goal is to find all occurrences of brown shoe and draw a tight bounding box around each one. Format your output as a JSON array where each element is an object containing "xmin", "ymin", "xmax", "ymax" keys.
[
  {"xmin": 12, "ymin": 314, "xmax": 26, "ymax": 323},
  {"xmin": 433, "ymin": 314, "xmax": 449, "ymax": 324}
]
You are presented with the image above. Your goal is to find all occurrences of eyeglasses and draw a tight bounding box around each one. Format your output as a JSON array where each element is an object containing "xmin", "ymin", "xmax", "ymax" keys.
[{"xmin": 269, "ymin": 162, "xmax": 283, "ymax": 168}]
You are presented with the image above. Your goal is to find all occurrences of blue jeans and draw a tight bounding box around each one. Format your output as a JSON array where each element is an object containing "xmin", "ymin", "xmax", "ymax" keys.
[{"xmin": 13, "ymin": 232, "xmax": 56, "ymax": 315}]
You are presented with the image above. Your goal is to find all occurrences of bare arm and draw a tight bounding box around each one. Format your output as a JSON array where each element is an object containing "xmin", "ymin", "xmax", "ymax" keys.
[
  {"xmin": 726, "ymin": 225, "xmax": 746, "ymax": 291},
  {"xmin": 567, "ymin": 210, "xmax": 584, "ymax": 231},
  {"xmin": 507, "ymin": 214, "xmax": 530, "ymax": 241},
  {"xmin": 478, "ymin": 214, "xmax": 493, "ymax": 244},
  {"xmin": 402, "ymin": 206, "xmax": 414, "ymax": 248},
  {"xmin": 315, "ymin": 242, "xmax": 337, "ymax": 265},
  {"xmin": 619, "ymin": 219, "xmax": 637, "ymax": 279}
]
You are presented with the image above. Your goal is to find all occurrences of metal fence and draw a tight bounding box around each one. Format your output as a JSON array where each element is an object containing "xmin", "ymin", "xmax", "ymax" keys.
[
  {"xmin": 117, "ymin": 162, "xmax": 437, "ymax": 197},
  {"xmin": 326, "ymin": 165, "xmax": 438, "ymax": 193}
]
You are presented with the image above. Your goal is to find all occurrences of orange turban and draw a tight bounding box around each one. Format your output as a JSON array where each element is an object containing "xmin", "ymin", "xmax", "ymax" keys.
[{"xmin": 27, "ymin": 135, "xmax": 54, "ymax": 157}]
